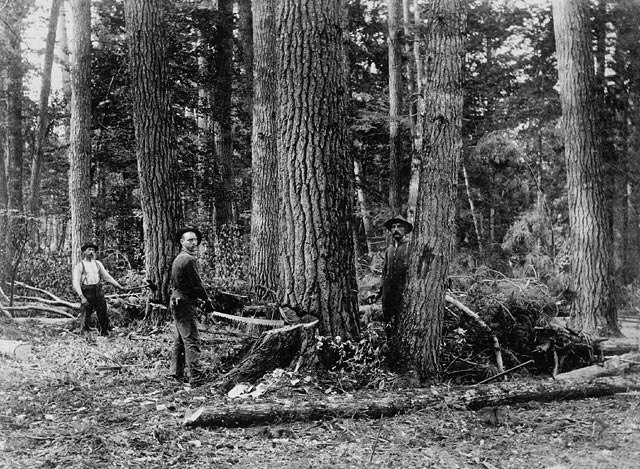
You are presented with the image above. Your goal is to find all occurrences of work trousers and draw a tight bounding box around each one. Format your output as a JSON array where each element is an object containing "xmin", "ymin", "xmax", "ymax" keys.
[
  {"xmin": 170, "ymin": 300, "xmax": 202, "ymax": 382},
  {"xmin": 79, "ymin": 284, "xmax": 110, "ymax": 336}
]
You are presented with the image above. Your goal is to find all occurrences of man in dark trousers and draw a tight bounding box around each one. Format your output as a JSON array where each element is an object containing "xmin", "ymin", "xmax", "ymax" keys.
[
  {"xmin": 381, "ymin": 215, "xmax": 413, "ymax": 329},
  {"xmin": 169, "ymin": 226, "xmax": 213, "ymax": 386},
  {"xmin": 72, "ymin": 241, "xmax": 126, "ymax": 336}
]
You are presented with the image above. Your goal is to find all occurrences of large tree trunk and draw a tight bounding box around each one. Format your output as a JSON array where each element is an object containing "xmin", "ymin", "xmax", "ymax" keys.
[
  {"xmin": 397, "ymin": 0, "xmax": 465, "ymax": 380},
  {"xmin": 552, "ymin": 0, "xmax": 618, "ymax": 336},
  {"xmin": 125, "ymin": 0, "xmax": 182, "ymax": 307},
  {"xmin": 387, "ymin": 0, "xmax": 403, "ymax": 214},
  {"xmin": 276, "ymin": 0, "xmax": 360, "ymax": 339},
  {"xmin": 28, "ymin": 0, "xmax": 63, "ymax": 217},
  {"xmin": 68, "ymin": 0, "xmax": 93, "ymax": 266},
  {"xmin": 212, "ymin": 0, "xmax": 236, "ymax": 228},
  {"xmin": 249, "ymin": 0, "xmax": 279, "ymax": 292}
]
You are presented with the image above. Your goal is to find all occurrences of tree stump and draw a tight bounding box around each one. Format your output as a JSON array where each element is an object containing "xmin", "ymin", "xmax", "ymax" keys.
[{"xmin": 218, "ymin": 320, "xmax": 318, "ymax": 391}]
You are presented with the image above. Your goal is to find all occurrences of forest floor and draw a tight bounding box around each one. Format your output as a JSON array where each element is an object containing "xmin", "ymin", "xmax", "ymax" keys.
[{"xmin": 1, "ymin": 314, "xmax": 639, "ymax": 469}]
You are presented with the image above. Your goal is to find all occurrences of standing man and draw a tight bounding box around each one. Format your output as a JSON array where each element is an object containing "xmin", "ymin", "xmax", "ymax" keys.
[
  {"xmin": 169, "ymin": 226, "xmax": 213, "ymax": 386},
  {"xmin": 72, "ymin": 241, "xmax": 126, "ymax": 336},
  {"xmin": 381, "ymin": 215, "xmax": 413, "ymax": 329}
]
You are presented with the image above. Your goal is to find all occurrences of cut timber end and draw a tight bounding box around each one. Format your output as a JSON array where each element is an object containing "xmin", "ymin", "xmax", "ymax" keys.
[{"xmin": 184, "ymin": 407, "xmax": 204, "ymax": 426}]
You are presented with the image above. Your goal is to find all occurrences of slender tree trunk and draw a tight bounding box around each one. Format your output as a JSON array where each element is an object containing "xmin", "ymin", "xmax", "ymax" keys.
[
  {"xmin": 125, "ymin": 0, "xmax": 182, "ymax": 307},
  {"xmin": 212, "ymin": 0, "xmax": 236, "ymax": 227},
  {"xmin": 354, "ymin": 157, "xmax": 375, "ymax": 257},
  {"xmin": 406, "ymin": 0, "xmax": 423, "ymax": 224},
  {"xmin": 68, "ymin": 0, "xmax": 92, "ymax": 266},
  {"xmin": 398, "ymin": 0, "xmax": 465, "ymax": 380},
  {"xmin": 388, "ymin": 0, "xmax": 403, "ymax": 214},
  {"xmin": 462, "ymin": 162, "xmax": 483, "ymax": 253},
  {"xmin": 237, "ymin": 0, "xmax": 253, "ymax": 115},
  {"xmin": 277, "ymin": 0, "xmax": 360, "ymax": 339},
  {"xmin": 552, "ymin": 0, "xmax": 618, "ymax": 336},
  {"xmin": 29, "ymin": 0, "xmax": 63, "ymax": 217},
  {"xmin": 249, "ymin": 0, "xmax": 279, "ymax": 292},
  {"xmin": 56, "ymin": 2, "xmax": 72, "ymax": 143}
]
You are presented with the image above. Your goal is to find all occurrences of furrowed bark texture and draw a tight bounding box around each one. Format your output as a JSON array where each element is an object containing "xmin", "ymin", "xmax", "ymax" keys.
[
  {"xmin": 552, "ymin": 0, "xmax": 617, "ymax": 335},
  {"xmin": 276, "ymin": 0, "xmax": 360, "ymax": 339},
  {"xmin": 125, "ymin": 0, "xmax": 181, "ymax": 305},
  {"xmin": 398, "ymin": 0, "xmax": 465, "ymax": 379},
  {"xmin": 250, "ymin": 0, "xmax": 279, "ymax": 291},
  {"xmin": 68, "ymin": 0, "xmax": 92, "ymax": 265}
]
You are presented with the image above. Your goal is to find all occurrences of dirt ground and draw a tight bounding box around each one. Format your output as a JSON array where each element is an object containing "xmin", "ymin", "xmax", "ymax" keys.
[{"xmin": 1, "ymin": 315, "xmax": 639, "ymax": 469}]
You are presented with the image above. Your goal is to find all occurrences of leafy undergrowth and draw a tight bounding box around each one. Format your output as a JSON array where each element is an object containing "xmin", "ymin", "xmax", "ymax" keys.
[{"xmin": 1, "ymin": 318, "xmax": 639, "ymax": 469}]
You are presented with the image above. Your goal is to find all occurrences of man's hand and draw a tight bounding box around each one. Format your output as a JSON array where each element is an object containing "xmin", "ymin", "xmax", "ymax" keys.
[{"xmin": 80, "ymin": 296, "xmax": 88, "ymax": 305}]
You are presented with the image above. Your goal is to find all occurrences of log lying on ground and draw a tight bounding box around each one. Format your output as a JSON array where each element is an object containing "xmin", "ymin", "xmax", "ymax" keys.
[
  {"xmin": 184, "ymin": 374, "xmax": 640, "ymax": 428},
  {"xmin": 598, "ymin": 338, "xmax": 640, "ymax": 356},
  {"xmin": 218, "ymin": 320, "xmax": 319, "ymax": 391},
  {"xmin": 0, "ymin": 339, "xmax": 32, "ymax": 360},
  {"xmin": 554, "ymin": 352, "xmax": 640, "ymax": 381},
  {"xmin": 10, "ymin": 317, "xmax": 75, "ymax": 326}
]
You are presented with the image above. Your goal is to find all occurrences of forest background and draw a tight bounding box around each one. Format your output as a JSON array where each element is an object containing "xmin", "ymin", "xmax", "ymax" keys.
[{"xmin": 1, "ymin": 0, "xmax": 640, "ymax": 372}]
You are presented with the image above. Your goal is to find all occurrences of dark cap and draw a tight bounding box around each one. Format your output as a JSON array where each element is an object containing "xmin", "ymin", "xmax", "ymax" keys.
[
  {"xmin": 81, "ymin": 241, "xmax": 99, "ymax": 252},
  {"xmin": 175, "ymin": 226, "xmax": 203, "ymax": 245},
  {"xmin": 383, "ymin": 215, "xmax": 413, "ymax": 233}
]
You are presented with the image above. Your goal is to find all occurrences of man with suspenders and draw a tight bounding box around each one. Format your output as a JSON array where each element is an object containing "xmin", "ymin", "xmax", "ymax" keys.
[{"xmin": 72, "ymin": 241, "xmax": 126, "ymax": 336}]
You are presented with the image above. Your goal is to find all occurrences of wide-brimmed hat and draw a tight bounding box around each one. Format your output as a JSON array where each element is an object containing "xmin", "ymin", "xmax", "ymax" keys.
[
  {"xmin": 81, "ymin": 241, "xmax": 99, "ymax": 252},
  {"xmin": 383, "ymin": 215, "xmax": 413, "ymax": 233},
  {"xmin": 175, "ymin": 226, "xmax": 203, "ymax": 245}
]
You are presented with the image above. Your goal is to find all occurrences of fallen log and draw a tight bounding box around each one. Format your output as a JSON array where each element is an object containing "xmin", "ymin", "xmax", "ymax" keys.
[
  {"xmin": 11, "ymin": 317, "xmax": 75, "ymax": 326},
  {"xmin": 554, "ymin": 352, "xmax": 640, "ymax": 381},
  {"xmin": 218, "ymin": 320, "xmax": 318, "ymax": 391},
  {"xmin": 598, "ymin": 337, "xmax": 640, "ymax": 356},
  {"xmin": 0, "ymin": 339, "xmax": 32, "ymax": 360},
  {"xmin": 184, "ymin": 374, "xmax": 640, "ymax": 428},
  {"xmin": 2, "ymin": 304, "xmax": 75, "ymax": 318}
]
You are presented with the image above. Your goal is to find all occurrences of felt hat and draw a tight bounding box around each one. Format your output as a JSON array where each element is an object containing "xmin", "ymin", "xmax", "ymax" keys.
[
  {"xmin": 81, "ymin": 241, "xmax": 99, "ymax": 252},
  {"xmin": 383, "ymin": 215, "xmax": 413, "ymax": 234},
  {"xmin": 175, "ymin": 226, "xmax": 203, "ymax": 245}
]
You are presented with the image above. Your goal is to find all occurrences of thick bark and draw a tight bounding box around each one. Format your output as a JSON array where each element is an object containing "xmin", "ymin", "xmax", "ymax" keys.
[
  {"xmin": 28, "ymin": 0, "xmax": 63, "ymax": 216},
  {"xmin": 249, "ymin": 0, "xmax": 279, "ymax": 292},
  {"xmin": 552, "ymin": 0, "xmax": 618, "ymax": 336},
  {"xmin": 68, "ymin": 0, "xmax": 92, "ymax": 266},
  {"xmin": 125, "ymin": 0, "xmax": 182, "ymax": 306},
  {"xmin": 387, "ymin": 0, "xmax": 403, "ymax": 214},
  {"xmin": 184, "ymin": 375, "xmax": 640, "ymax": 428},
  {"xmin": 397, "ymin": 0, "xmax": 465, "ymax": 380},
  {"xmin": 276, "ymin": 0, "xmax": 360, "ymax": 339}
]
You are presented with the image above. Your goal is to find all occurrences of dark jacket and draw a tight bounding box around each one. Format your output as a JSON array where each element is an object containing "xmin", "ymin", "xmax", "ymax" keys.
[{"xmin": 171, "ymin": 251, "xmax": 208, "ymax": 302}]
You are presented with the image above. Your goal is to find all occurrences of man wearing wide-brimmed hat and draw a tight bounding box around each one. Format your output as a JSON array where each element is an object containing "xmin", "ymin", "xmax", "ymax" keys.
[
  {"xmin": 381, "ymin": 215, "xmax": 413, "ymax": 328},
  {"xmin": 168, "ymin": 226, "xmax": 213, "ymax": 386},
  {"xmin": 72, "ymin": 241, "xmax": 126, "ymax": 336}
]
